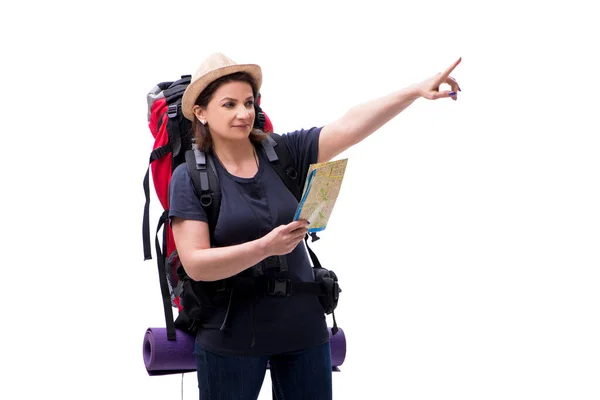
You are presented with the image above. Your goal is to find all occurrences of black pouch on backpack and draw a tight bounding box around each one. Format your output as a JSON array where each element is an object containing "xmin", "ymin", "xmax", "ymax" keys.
[
  {"xmin": 173, "ymin": 267, "xmax": 230, "ymax": 334},
  {"xmin": 313, "ymin": 267, "xmax": 341, "ymax": 314},
  {"xmin": 173, "ymin": 305, "xmax": 200, "ymax": 335}
]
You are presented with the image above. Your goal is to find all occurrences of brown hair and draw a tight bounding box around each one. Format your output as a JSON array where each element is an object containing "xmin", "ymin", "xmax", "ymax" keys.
[{"xmin": 191, "ymin": 72, "xmax": 269, "ymax": 152}]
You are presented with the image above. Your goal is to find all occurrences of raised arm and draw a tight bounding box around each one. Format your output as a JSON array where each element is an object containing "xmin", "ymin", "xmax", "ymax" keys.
[{"xmin": 318, "ymin": 58, "xmax": 462, "ymax": 163}]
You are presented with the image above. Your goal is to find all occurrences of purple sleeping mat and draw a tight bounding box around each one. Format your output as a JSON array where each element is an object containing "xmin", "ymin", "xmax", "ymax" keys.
[{"xmin": 143, "ymin": 327, "xmax": 346, "ymax": 376}]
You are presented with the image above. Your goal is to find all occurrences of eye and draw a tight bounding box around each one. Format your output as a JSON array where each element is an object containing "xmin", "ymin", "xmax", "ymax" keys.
[
  {"xmin": 223, "ymin": 102, "xmax": 234, "ymax": 108},
  {"xmin": 245, "ymin": 100, "xmax": 254, "ymax": 107}
]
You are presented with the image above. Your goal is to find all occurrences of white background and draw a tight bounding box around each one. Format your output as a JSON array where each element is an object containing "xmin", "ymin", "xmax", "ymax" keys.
[{"xmin": 2, "ymin": 0, "xmax": 599, "ymax": 399}]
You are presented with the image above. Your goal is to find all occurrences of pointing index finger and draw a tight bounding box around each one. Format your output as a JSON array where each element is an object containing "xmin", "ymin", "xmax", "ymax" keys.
[{"xmin": 441, "ymin": 57, "xmax": 462, "ymax": 81}]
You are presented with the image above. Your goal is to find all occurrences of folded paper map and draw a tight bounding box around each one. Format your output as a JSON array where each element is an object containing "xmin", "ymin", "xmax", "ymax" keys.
[{"xmin": 293, "ymin": 158, "xmax": 348, "ymax": 232}]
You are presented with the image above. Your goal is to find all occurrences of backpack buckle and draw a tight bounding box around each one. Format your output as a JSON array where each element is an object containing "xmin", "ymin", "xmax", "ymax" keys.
[
  {"xmin": 267, "ymin": 279, "xmax": 292, "ymax": 296},
  {"xmin": 200, "ymin": 194, "xmax": 213, "ymax": 207},
  {"xmin": 285, "ymin": 167, "xmax": 298, "ymax": 180},
  {"xmin": 167, "ymin": 104, "xmax": 179, "ymax": 119},
  {"xmin": 263, "ymin": 255, "xmax": 279, "ymax": 270}
]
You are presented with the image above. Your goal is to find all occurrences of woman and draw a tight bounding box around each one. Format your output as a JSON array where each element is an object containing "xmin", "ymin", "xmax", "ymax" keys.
[{"xmin": 169, "ymin": 52, "xmax": 461, "ymax": 399}]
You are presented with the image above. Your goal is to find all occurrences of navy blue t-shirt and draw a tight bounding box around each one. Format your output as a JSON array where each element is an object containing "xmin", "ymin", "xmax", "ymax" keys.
[{"xmin": 168, "ymin": 127, "xmax": 330, "ymax": 356}]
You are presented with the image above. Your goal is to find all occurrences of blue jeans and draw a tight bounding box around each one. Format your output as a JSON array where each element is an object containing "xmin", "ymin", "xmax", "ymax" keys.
[{"xmin": 194, "ymin": 341, "xmax": 333, "ymax": 400}]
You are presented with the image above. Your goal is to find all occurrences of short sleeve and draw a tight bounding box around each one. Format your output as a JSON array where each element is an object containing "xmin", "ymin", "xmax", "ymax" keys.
[
  {"xmin": 280, "ymin": 126, "xmax": 322, "ymax": 182},
  {"xmin": 168, "ymin": 163, "xmax": 208, "ymax": 223}
]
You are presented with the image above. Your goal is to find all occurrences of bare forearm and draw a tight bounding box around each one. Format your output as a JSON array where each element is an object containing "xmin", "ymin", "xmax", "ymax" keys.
[
  {"xmin": 318, "ymin": 85, "xmax": 421, "ymax": 162},
  {"xmin": 182, "ymin": 239, "xmax": 267, "ymax": 282},
  {"xmin": 343, "ymin": 85, "xmax": 420, "ymax": 139},
  {"xmin": 173, "ymin": 219, "xmax": 308, "ymax": 282}
]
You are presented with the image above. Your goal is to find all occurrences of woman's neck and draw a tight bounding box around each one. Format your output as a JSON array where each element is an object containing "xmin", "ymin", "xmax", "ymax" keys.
[
  {"xmin": 212, "ymin": 137, "xmax": 253, "ymax": 163},
  {"xmin": 211, "ymin": 138, "xmax": 259, "ymax": 177}
]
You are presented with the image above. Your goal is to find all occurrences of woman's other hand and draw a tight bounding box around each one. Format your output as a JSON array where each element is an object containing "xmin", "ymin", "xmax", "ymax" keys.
[{"xmin": 260, "ymin": 220, "xmax": 310, "ymax": 257}]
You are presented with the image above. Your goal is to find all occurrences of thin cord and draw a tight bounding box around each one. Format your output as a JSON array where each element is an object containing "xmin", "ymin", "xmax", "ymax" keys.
[
  {"xmin": 181, "ymin": 373, "xmax": 184, "ymax": 400},
  {"xmin": 252, "ymin": 145, "xmax": 259, "ymax": 168}
]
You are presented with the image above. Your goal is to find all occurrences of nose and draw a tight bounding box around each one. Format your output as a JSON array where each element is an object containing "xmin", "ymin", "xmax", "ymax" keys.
[
  {"xmin": 236, "ymin": 105, "xmax": 249, "ymax": 118},
  {"xmin": 236, "ymin": 104, "xmax": 251, "ymax": 120}
]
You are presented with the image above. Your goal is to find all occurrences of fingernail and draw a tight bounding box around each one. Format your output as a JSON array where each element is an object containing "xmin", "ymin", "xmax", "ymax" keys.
[
  {"xmin": 458, "ymin": 86, "xmax": 462, "ymax": 92},
  {"xmin": 449, "ymin": 91, "xmax": 457, "ymax": 96}
]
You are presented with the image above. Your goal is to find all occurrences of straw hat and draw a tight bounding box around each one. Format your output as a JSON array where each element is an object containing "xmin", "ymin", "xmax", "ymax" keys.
[{"xmin": 181, "ymin": 52, "xmax": 262, "ymax": 121}]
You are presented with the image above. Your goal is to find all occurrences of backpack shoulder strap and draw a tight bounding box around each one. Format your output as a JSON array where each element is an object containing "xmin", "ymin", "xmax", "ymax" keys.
[
  {"xmin": 262, "ymin": 133, "xmax": 323, "ymax": 242},
  {"xmin": 260, "ymin": 133, "xmax": 302, "ymax": 201},
  {"xmin": 261, "ymin": 134, "xmax": 322, "ymax": 245},
  {"xmin": 185, "ymin": 147, "xmax": 221, "ymax": 240}
]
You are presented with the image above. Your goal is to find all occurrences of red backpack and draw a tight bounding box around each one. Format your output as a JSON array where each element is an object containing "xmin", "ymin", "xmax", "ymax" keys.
[
  {"xmin": 142, "ymin": 75, "xmax": 340, "ymax": 341},
  {"xmin": 142, "ymin": 75, "xmax": 274, "ymax": 336}
]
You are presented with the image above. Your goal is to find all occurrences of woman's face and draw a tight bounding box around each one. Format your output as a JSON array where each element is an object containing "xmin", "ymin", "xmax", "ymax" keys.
[{"xmin": 199, "ymin": 80, "xmax": 255, "ymax": 142}]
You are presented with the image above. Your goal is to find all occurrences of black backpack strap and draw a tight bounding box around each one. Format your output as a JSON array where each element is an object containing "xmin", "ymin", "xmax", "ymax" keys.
[
  {"xmin": 143, "ymin": 143, "xmax": 174, "ymax": 261},
  {"xmin": 261, "ymin": 133, "xmax": 324, "ymax": 248},
  {"xmin": 163, "ymin": 75, "xmax": 191, "ymax": 160},
  {"xmin": 253, "ymin": 96, "xmax": 266, "ymax": 131},
  {"xmin": 262, "ymin": 134, "xmax": 321, "ymax": 245},
  {"xmin": 304, "ymin": 235, "xmax": 323, "ymax": 268},
  {"xmin": 185, "ymin": 148, "xmax": 221, "ymax": 239},
  {"xmin": 261, "ymin": 134, "xmax": 302, "ymax": 200},
  {"xmin": 154, "ymin": 209, "xmax": 176, "ymax": 340}
]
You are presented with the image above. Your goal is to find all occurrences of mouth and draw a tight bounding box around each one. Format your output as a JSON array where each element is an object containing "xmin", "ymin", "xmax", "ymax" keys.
[{"xmin": 232, "ymin": 125, "xmax": 250, "ymax": 129}]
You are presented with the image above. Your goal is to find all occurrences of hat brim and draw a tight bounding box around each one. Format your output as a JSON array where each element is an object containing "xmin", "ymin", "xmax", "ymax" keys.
[{"xmin": 182, "ymin": 64, "xmax": 262, "ymax": 121}]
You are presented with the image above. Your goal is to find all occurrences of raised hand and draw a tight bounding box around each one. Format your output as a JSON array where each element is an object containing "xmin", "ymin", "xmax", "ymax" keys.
[{"xmin": 413, "ymin": 57, "xmax": 462, "ymax": 101}]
